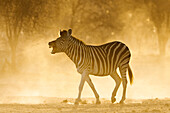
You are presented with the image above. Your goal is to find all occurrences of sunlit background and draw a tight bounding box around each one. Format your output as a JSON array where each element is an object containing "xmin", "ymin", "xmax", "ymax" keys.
[{"xmin": 0, "ymin": 0, "xmax": 170, "ymax": 104}]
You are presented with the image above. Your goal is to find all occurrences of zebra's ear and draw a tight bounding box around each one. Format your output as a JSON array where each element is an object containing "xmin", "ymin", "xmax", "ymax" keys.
[{"xmin": 68, "ymin": 29, "xmax": 72, "ymax": 36}]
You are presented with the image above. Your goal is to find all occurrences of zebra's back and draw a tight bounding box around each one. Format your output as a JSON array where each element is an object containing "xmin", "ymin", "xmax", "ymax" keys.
[{"xmin": 88, "ymin": 41, "xmax": 131, "ymax": 76}]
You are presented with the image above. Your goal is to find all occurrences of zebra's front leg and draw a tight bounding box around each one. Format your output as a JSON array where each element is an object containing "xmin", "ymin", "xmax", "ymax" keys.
[
  {"xmin": 110, "ymin": 72, "xmax": 121, "ymax": 103},
  {"xmin": 86, "ymin": 75, "xmax": 101, "ymax": 104},
  {"xmin": 74, "ymin": 72, "xmax": 87, "ymax": 105}
]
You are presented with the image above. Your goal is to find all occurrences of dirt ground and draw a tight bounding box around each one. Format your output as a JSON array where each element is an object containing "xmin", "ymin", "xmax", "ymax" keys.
[{"xmin": 0, "ymin": 97, "xmax": 169, "ymax": 113}]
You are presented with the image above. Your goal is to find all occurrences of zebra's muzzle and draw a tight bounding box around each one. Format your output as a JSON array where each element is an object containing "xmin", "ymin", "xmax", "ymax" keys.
[
  {"xmin": 48, "ymin": 42, "xmax": 52, "ymax": 48},
  {"xmin": 50, "ymin": 45, "xmax": 57, "ymax": 54},
  {"xmin": 48, "ymin": 42, "xmax": 54, "ymax": 54}
]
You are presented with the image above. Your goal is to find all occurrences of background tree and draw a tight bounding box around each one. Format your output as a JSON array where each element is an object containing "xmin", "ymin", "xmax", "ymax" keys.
[
  {"xmin": 61, "ymin": 0, "xmax": 128, "ymax": 44},
  {"xmin": 144, "ymin": 0, "xmax": 170, "ymax": 56},
  {"xmin": 0, "ymin": 0, "xmax": 52, "ymax": 72}
]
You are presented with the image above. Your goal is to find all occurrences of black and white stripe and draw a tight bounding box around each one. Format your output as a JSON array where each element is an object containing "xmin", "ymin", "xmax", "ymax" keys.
[
  {"xmin": 49, "ymin": 29, "xmax": 133, "ymax": 104},
  {"xmin": 65, "ymin": 37, "xmax": 131, "ymax": 78}
]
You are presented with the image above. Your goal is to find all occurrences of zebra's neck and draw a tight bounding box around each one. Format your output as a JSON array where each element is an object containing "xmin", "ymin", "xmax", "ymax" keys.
[{"xmin": 64, "ymin": 36, "xmax": 86, "ymax": 66}]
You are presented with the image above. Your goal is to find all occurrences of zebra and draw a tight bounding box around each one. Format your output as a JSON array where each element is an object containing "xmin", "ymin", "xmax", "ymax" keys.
[{"xmin": 48, "ymin": 29, "xmax": 133, "ymax": 105}]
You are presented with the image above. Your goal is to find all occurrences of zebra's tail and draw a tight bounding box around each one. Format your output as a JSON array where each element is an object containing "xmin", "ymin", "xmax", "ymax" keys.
[{"xmin": 128, "ymin": 65, "xmax": 133, "ymax": 85}]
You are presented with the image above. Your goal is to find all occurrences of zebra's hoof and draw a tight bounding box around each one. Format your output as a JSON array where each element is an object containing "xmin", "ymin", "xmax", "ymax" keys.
[
  {"xmin": 74, "ymin": 101, "xmax": 79, "ymax": 105},
  {"xmin": 119, "ymin": 100, "xmax": 125, "ymax": 104},
  {"xmin": 96, "ymin": 100, "xmax": 101, "ymax": 104},
  {"xmin": 111, "ymin": 98, "xmax": 116, "ymax": 103},
  {"xmin": 74, "ymin": 99, "xmax": 81, "ymax": 105}
]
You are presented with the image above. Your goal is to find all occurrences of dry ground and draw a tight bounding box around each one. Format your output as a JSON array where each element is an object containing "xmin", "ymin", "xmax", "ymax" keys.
[{"xmin": 0, "ymin": 97, "xmax": 169, "ymax": 113}]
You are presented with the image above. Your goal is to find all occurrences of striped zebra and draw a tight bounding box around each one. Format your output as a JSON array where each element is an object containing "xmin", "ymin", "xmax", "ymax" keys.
[{"xmin": 48, "ymin": 29, "xmax": 133, "ymax": 105}]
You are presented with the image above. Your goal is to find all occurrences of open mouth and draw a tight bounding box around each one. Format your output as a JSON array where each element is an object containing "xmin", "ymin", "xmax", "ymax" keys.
[
  {"xmin": 50, "ymin": 47, "xmax": 55, "ymax": 54},
  {"xmin": 51, "ymin": 49, "xmax": 55, "ymax": 54},
  {"xmin": 49, "ymin": 41, "xmax": 57, "ymax": 54},
  {"xmin": 49, "ymin": 45, "xmax": 55, "ymax": 54},
  {"xmin": 49, "ymin": 45, "xmax": 52, "ymax": 48}
]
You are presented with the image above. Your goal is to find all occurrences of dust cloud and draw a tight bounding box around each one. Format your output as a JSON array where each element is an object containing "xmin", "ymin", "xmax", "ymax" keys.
[
  {"xmin": 0, "ymin": 33, "xmax": 169, "ymax": 104},
  {"xmin": 0, "ymin": 0, "xmax": 170, "ymax": 104}
]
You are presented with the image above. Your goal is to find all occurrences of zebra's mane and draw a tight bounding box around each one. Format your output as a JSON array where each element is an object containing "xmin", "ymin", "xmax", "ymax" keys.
[{"xmin": 70, "ymin": 36, "xmax": 86, "ymax": 45}]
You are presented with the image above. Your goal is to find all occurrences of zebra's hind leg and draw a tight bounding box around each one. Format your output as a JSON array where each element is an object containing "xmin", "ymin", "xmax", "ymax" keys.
[
  {"xmin": 86, "ymin": 75, "xmax": 101, "ymax": 104},
  {"xmin": 119, "ymin": 65, "xmax": 128, "ymax": 104},
  {"xmin": 110, "ymin": 72, "xmax": 121, "ymax": 103},
  {"xmin": 120, "ymin": 77, "xmax": 127, "ymax": 104}
]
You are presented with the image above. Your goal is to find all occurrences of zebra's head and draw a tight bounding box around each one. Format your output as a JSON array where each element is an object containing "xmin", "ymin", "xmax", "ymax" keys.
[{"xmin": 48, "ymin": 29, "xmax": 72, "ymax": 54}]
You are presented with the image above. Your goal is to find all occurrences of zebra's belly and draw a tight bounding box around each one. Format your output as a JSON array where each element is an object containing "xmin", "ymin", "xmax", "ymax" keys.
[
  {"xmin": 89, "ymin": 69, "xmax": 114, "ymax": 76},
  {"xmin": 91, "ymin": 73, "xmax": 109, "ymax": 77},
  {"xmin": 89, "ymin": 65, "xmax": 113, "ymax": 76}
]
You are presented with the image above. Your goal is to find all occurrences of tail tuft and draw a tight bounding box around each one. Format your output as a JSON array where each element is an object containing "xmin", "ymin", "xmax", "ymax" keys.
[{"xmin": 128, "ymin": 65, "xmax": 133, "ymax": 85}]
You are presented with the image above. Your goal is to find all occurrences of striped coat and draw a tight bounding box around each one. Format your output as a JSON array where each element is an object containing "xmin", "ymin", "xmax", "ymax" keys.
[
  {"xmin": 49, "ymin": 29, "xmax": 133, "ymax": 104},
  {"xmin": 65, "ymin": 37, "xmax": 131, "ymax": 78}
]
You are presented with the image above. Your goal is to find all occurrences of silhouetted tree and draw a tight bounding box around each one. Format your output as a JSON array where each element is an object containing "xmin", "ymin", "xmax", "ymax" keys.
[
  {"xmin": 144, "ymin": 0, "xmax": 170, "ymax": 56},
  {"xmin": 0, "ymin": 0, "xmax": 47, "ymax": 72},
  {"xmin": 64, "ymin": 0, "xmax": 126, "ymax": 43}
]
